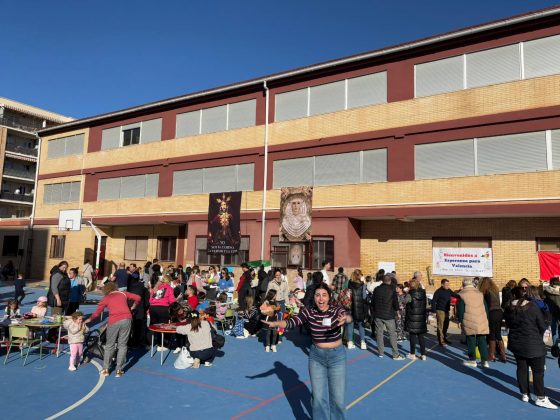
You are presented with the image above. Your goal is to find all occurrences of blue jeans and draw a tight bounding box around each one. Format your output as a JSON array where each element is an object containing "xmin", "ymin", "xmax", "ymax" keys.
[
  {"xmin": 309, "ymin": 344, "xmax": 347, "ymax": 420},
  {"xmin": 345, "ymin": 320, "xmax": 365, "ymax": 344},
  {"xmin": 551, "ymin": 313, "xmax": 559, "ymax": 345}
]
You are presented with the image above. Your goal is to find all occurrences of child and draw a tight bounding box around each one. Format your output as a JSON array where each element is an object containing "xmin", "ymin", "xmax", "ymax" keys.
[
  {"xmin": 186, "ymin": 285, "xmax": 199, "ymax": 311},
  {"xmin": 3, "ymin": 299, "xmax": 21, "ymax": 319},
  {"xmin": 260, "ymin": 290, "xmax": 280, "ymax": 353},
  {"xmin": 215, "ymin": 293, "xmax": 228, "ymax": 321},
  {"xmin": 14, "ymin": 274, "xmax": 25, "ymax": 304},
  {"xmin": 30, "ymin": 296, "xmax": 48, "ymax": 318},
  {"xmin": 396, "ymin": 284, "xmax": 407, "ymax": 342},
  {"xmin": 63, "ymin": 311, "xmax": 89, "ymax": 371}
]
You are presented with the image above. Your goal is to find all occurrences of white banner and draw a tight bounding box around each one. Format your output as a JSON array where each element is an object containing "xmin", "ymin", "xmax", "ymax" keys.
[{"xmin": 432, "ymin": 248, "xmax": 493, "ymax": 277}]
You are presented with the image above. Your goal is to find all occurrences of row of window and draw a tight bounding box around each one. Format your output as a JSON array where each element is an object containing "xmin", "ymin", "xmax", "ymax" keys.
[
  {"xmin": 415, "ymin": 34, "xmax": 560, "ymax": 97},
  {"xmin": 98, "ymin": 173, "xmax": 159, "ymax": 200},
  {"xmin": 101, "ymin": 118, "xmax": 162, "ymax": 150},
  {"xmin": 47, "ymin": 134, "xmax": 84, "ymax": 159},
  {"xmin": 275, "ymin": 72, "xmax": 387, "ymax": 122},
  {"xmin": 173, "ymin": 163, "xmax": 254, "ymax": 196},
  {"xmin": 415, "ymin": 130, "xmax": 560, "ymax": 180},
  {"xmin": 43, "ymin": 181, "xmax": 81, "ymax": 204},
  {"xmin": 273, "ymin": 149, "xmax": 387, "ymax": 188}
]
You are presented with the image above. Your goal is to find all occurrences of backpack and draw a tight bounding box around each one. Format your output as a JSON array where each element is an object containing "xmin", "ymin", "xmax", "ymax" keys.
[{"xmin": 336, "ymin": 288, "xmax": 352, "ymax": 310}]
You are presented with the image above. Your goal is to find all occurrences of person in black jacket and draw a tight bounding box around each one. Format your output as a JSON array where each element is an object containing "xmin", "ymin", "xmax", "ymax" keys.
[
  {"xmin": 345, "ymin": 270, "xmax": 367, "ymax": 350},
  {"xmin": 504, "ymin": 287, "xmax": 557, "ymax": 410},
  {"xmin": 47, "ymin": 261, "xmax": 71, "ymax": 315},
  {"xmin": 373, "ymin": 275, "xmax": 404, "ymax": 360},
  {"xmin": 501, "ymin": 280, "xmax": 517, "ymax": 310},
  {"xmin": 127, "ymin": 276, "xmax": 151, "ymax": 348},
  {"xmin": 431, "ymin": 279, "xmax": 460, "ymax": 346},
  {"xmin": 405, "ymin": 279, "xmax": 428, "ymax": 360}
]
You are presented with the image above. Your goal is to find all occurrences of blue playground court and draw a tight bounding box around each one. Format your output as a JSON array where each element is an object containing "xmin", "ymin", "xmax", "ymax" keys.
[{"xmin": 1, "ymin": 285, "xmax": 559, "ymax": 420}]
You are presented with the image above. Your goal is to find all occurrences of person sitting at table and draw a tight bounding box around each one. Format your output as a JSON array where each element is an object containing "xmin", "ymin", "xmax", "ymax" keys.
[
  {"xmin": 186, "ymin": 285, "xmax": 199, "ymax": 311},
  {"xmin": 85, "ymin": 282, "xmax": 140, "ymax": 378},
  {"xmin": 3, "ymin": 299, "xmax": 21, "ymax": 319},
  {"xmin": 176, "ymin": 312, "xmax": 217, "ymax": 368},
  {"xmin": 170, "ymin": 302, "xmax": 189, "ymax": 354},
  {"xmin": 218, "ymin": 269, "xmax": 235, "ymax": 302},
  {"xmin": 30, "ymin": 296, "xmax": 48, "ymax": 318},
  {"xmin": 215, "ymin": 293, "xmax": 228, "ymax": 322}
]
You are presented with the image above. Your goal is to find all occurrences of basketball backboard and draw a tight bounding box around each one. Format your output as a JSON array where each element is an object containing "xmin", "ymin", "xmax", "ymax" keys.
[{"xmin": 58, "ymin": 209, "xmax": 82, "ymax": 231}]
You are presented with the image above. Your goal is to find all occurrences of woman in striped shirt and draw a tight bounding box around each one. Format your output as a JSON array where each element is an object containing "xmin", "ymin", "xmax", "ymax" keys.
[{"xmin": 263, "ymin": 276, "xmax": 352, "ymax": 420}]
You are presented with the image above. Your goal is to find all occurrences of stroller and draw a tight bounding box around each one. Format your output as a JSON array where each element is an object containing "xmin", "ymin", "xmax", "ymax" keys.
[{"xmin": 82, "ymin": 324, "xmax": 107, "ymax": 364}]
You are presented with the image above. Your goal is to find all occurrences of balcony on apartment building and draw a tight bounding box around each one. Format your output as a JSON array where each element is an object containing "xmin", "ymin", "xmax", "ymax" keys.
[
  {"xmin": 0, "ymin": 191, "xmax": 33, "ymax": 204},
  {"xmin": 5, "ymin": 143, "xmax": 38, "ymax": 158},
  {"xmin": 3, "ymin": 167, "xmax": 35, "ymax": 180}
]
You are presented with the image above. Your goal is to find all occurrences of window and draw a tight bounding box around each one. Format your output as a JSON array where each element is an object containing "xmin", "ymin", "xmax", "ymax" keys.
[
  {"xmin": 98, "ymin": 174, "xmax": 159, "ymax": 200},
  {"xmin": 273, "ymin": 149, "xmax": 387, "ymax": 188},
  {"xmin": 101, "ymin": 118, "xmax": 162, "ymax": 150},
  {"xmin": 524, "ymin": 34, "xmax": 560, "ymax": 79},
  {"xmin": 275, "ymin": 72, "xmax": 387, "ymax": 122},
  {"xmin": 432, "ymin": 238, "xmax": 492, "ymax": 248},
  {"xmin": 122, "ymin": 127, "xmax": 140, "ymax": 146},
  {"xmin": 157, "ymin": 237, "xmax": 177, "ymax": 261},
  {"xmin": 415, "ymin": 55, "xmax": 464, "ymax": 97},
  {"xmin": 466, "ymin": 44, "xmax": 520, "ymax": 89},
  {"xmin": 415, "ymin": 140, "xmax": 475, "ymax": 180},
  {"xmin": 195, "ymin": 236, "xmax": 249, "ymax": 266},
  {"xmin": 537, "ymin": 238, "xmax": 560, "ymax": 252},
  {"xmin": 47, "ymin": 134, "xmax": 84, "ymax": 159},
  {"xmin": 176, "ymin": 99, "xmax": 257, "ymax": 138},
  {"xmin": 43, "ymin": 182, "xmax": 81, "ymax": 204},
  {"xmin": 2, "ymin": 235, "xmax": 19, "ymax": 257},
  {"xmin": 270, "ymin": 236, "xmax": 333, "ymax": 270},
  {"xmin": 173, "ymin": 163, "xmax": 254, "ymax": 196},
  {"xmin": 124, "ymin": 237, "xmax": 148, "ymax": 260},
  {"xmin": 49, "ymin": 235, "xmax": 66, "ymax": 258}
]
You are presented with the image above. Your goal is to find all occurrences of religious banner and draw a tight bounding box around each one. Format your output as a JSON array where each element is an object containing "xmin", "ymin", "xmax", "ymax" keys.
[
  {"xmin": 207, "ymin": 191, "xmax": 242, "ymax": 255},
  {"xmin": 432, "ymin": 247, "xmax": 493, "ymax": 277},
  {"xmin": 279, "ymin": 186, "xmax": 312, "ymax": 242},
  {"xmin": 538, "ymin": 251, "xmax": 560, "ymax": 280}
]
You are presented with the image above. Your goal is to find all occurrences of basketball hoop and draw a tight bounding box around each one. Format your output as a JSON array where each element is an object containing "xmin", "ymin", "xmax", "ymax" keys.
[{"xmin": 58, "ymin": 209, "xmax": 83, "ymax": 232}]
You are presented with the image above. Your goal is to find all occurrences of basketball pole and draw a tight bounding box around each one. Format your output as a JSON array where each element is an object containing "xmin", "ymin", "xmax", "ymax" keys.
[{"xmin": 86, "ymin": 220, "xmax": 102, "ymax": 277}]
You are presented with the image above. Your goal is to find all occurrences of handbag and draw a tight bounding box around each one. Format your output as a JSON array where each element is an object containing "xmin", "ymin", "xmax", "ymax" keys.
[
  {"xmin": 211, "ymin": 329, "xmax": 225, "ymax": 348},
  {"xmin": 173, "ymin": 347, "xmax": 194, "ymax": 369}
]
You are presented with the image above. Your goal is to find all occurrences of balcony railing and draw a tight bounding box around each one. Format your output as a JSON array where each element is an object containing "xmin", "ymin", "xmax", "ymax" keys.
[
  {"xmin": 0, "ymin": 116, "xmax": 42, "ymax": 133},
  {"xmin": 0, "ymin": 192, "xmax": 33, "ymax": 203},
  {"xmin": 3, "ymin": 168, "xmax": 35, "ymax": 179},
  {"xmin": 5, "ymin": 144, "xmax": 38, "ymax": 157}
]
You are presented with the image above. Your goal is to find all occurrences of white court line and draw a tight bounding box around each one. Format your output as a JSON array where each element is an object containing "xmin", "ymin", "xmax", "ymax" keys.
[{"xmin": 45, "ymin": 359, "xmax": 105, "ymax": 420}]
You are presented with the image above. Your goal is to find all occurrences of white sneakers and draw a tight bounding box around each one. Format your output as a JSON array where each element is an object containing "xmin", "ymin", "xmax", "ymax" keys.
[
  {"xmin": 204, "ymin": 362, "xmax": 212, "ymax": 367},
  {"xmin": 420, "ymin": 355, "xmax": 427, "ymax": 361},
  {"xmin": 360, "ymin": 342, "xmax": 367, "ymax": 350},
  {"xmin": 156, "ymin": 346, "xmax": 168, "ymax": 352},
  {"xmin": 406, "ymin": 354, "xmax": 417, "ymax": 360},
  {"xmin": 535, "ymin": 397, "xmax": 558, "ymax": 410},
  {"xmin": 521, "ymin": 394, "xmax": 529, "ymax": 402},
  {"xmin": 463, "ymin": 360, "xmax": 477, "ymax": 367},
  {"xmin": 393, "ymin": 355, "xmax": 405, "ymax": 361},
  {"xmin": 265, "ymin": 346, "xmax": 270, "ymax": 352},
  {"xmin": 68, "ymin": 365, "xmax": 76, "ymax": 371},
  {"xmin": 347, "ymin": 341, "xmax": 355, "ymax": 349},
  {"xmin": 482, "ymin": 361, "xmax": 490, "ymax": 368},
  {"xmin": 271, "ymin": 345, "xmax": 277, "ymax": 353},
  {"xmin": 192, "ymin": 358, "xmax": 200, "ymax": 368}
]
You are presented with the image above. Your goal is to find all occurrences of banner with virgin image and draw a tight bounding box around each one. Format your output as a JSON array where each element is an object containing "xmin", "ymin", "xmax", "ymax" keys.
[
  {"xmin": 279, "ymin": 186, "xmax": 313, "ymax": 242},
  {"xmin": 207, "ymin": 191, "xmax": 242, "ymax": 255}
]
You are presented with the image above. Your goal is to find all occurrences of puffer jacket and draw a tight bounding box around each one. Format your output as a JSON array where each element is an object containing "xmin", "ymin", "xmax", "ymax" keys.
[
  {"xmin": 405, "ymin": 288, "xmax": 428, "ymax": 334},
  {"xmin": 63, "ymin": 319, "xmax": 89, "ymax": 344},
  {"xmin": 372, "ymin": 283, "xmax": 398, "ymax": 320},
  {"xmin": 458, "ymin": 286, "xmax": 489, "ymax": 335},
  {"xmin": 349, "ymin": 281, "xmax": 367, "ymax": 322},
  {"xmin": 544, "ymin": 284, "xmax": 560, "ymax": 319},
  {"xmin": 504, "ymin": 299, "xmax": 546, "ymax": 358}
]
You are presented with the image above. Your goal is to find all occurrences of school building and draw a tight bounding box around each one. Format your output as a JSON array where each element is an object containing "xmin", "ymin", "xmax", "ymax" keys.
[{"xmin": 32, "ymin": 7, "xmax": 560, "ymax": 286}]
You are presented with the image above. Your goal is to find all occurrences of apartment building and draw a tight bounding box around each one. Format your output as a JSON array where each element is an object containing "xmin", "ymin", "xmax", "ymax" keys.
[
  {"xmin": 34, "ymin": 7, "xmax": 560, "ymax": 285},
  {"xmin": 0, "ymin": 98, "xmax": 71, "ymax": 274}
]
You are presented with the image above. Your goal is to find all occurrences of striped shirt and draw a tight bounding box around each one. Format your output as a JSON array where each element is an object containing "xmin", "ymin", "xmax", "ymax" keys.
[{"xmin": 286, "ymin": 305, "xmax": 346, "ymax": 344}]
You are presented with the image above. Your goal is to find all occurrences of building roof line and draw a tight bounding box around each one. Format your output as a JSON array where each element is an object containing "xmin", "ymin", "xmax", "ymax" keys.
[
  {"xmin": 38, "ymin": 5, "xmax": 560, "ymax": 135},
  {"xmin": 0, "ymin": 97, "xmax": 73, "ymax": 124}
]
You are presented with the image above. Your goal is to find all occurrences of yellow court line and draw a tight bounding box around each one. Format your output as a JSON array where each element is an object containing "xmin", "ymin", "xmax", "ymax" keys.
[
  {"xmin": 346, "ymin": 343, "xmax": 439, "ymax": 410},
  {"xmin": 45, "ymin": 359, "xmax": 105, "ymax": 420}
]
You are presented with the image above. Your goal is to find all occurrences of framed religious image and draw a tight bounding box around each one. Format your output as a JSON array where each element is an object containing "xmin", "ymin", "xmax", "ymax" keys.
[
  {"xmin": 279, "ymin": 186, "xmax": 312, "ymax": 242},
  {"xmin": 288, "ymin": 243, "xmax": 305, "ymax": 266}
]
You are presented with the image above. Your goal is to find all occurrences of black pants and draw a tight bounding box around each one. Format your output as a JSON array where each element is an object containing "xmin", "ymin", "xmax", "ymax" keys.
[
  {"xmin": 488, "ymin": 310, "xmax": 503, "ymax": 342},
  {"xmin": 15, "ymin": 292, "xmax": 25, "ymax": 304},
  {"xmin": 265, "ymin": 328, "xmax": 278, "ymax": 347},
  {"xmin": 190, "ymin": 347, "xmax": 216, "ymax": 363},
  {"xmin": 130, "ymin": 318, "xmax": 147, "ymax": 347},
  {"xmin": 515, "ymin": 354, "xmax": 545, "ymax": 397},
  {"xmin": 66, "ymin": 302, "xmax": 80, "ymax": 316},
  {"xmin": 149, "ymin": 306, "xmax": 170, "ymax": 347},
  {"xmin": 409, "ymin": 333, "xmax": 426, "ymax": 355}
]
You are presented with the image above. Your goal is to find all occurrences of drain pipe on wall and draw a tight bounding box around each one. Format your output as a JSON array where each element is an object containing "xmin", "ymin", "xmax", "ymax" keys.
[
  {"xmin": 260, "ymin": 81, "xmax": 270, "ymax": 261},
  {"xmin": 25, "ymin": 135, "xmax": 42, "ymax": 278}
]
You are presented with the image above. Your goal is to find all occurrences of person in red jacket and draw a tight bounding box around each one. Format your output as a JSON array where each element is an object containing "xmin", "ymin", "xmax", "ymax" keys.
[
  {"xmin": 85, "ymin": 282, "xmax": 140, "ymax": 378},
  {"xmin": 148, "ymin": 275, "xmax": 177, "ymax": 351}
]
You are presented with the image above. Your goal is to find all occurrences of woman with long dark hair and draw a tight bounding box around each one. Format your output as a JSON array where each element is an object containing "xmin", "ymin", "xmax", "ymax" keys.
[
  {"xmin": 504, "ymin": 287, "xmax": 557, "ymax": 409},
  {"xmin": 479, "ymin": 277, "xmax": 505, "ymax": 362},
  {"xmin": 262, "ymin": 275, "xmax": 352, "ymax": 420}
]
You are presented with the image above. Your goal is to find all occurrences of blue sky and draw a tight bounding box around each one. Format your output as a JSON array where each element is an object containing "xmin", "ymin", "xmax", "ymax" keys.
[{"xmin": 1, "ymin": 0, "xmax": 558, "ymax": 119}]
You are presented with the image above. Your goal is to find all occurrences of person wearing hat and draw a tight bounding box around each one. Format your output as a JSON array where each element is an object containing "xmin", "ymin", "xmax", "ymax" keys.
[{"xmin": 31, "ymin": 296, "xmax": 48, "ymax": 318}]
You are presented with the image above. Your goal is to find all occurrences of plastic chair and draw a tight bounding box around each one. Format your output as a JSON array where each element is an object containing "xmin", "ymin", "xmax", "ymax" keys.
[
  {"xmin": 216, "ymin": 308, "xmax": 236, "ymax": 335},
  {"xmin": 4, "ymin": 325, "xmax": 42, "ymax": 366}
]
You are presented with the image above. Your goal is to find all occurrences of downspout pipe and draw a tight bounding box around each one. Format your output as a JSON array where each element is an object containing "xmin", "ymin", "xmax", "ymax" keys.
[{"xmin": 260, "ymin": 81, "xmax": 269, "ymax": 261}]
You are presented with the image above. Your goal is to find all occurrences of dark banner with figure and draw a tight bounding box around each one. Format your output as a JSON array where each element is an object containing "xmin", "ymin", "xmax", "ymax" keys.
[
  {"xmin": 207, "ymin": 192, "xmax": 242, "ymax": 254},
  {"xmin": 279, "ymin": 186, "xmax": 313, "ymax": 242}
]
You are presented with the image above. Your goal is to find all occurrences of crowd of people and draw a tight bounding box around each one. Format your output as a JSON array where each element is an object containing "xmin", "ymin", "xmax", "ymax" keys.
[{"xmin": 3, "ymin": 258, "xmax": 559, "ymax": 418}]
